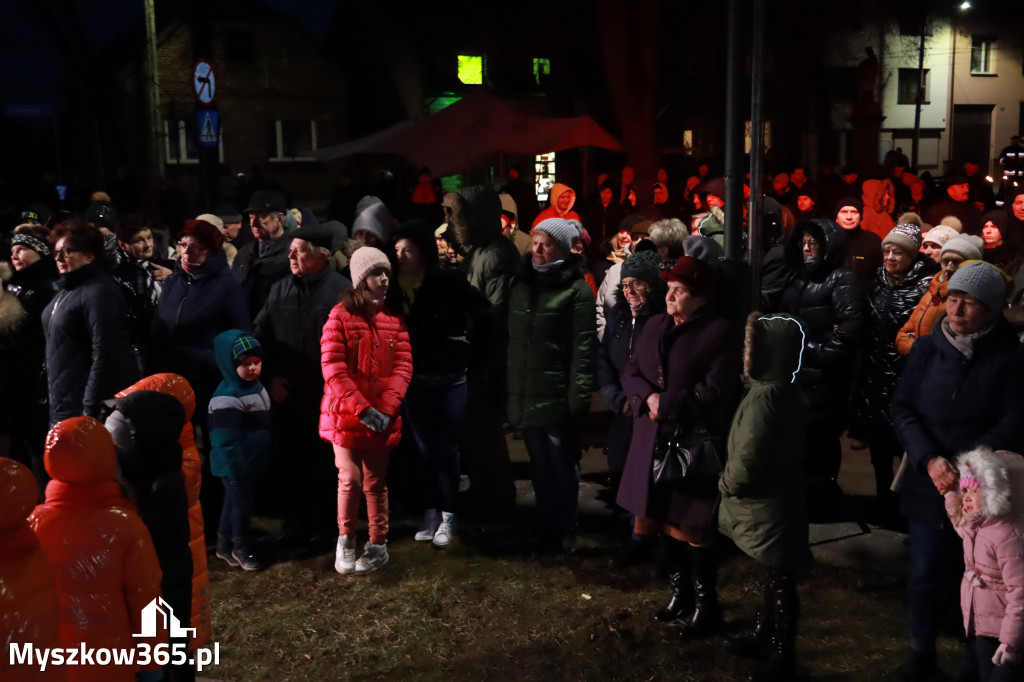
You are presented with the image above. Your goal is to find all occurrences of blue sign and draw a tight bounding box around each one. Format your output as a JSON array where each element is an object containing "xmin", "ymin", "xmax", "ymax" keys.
[{"xmin": 197, "ymin": 110, "xmax": 219, "ymax": 148}]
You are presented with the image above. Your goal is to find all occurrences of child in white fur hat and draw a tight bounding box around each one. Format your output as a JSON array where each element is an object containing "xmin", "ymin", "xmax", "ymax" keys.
[{"xmin": 944, "ymin": 447, "xmax": 1024, "ymax": 681}]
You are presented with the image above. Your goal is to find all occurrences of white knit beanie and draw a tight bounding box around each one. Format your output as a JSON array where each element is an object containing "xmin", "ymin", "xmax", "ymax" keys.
[
  {"xmin": 940, "ymin": 235, "xmax": 984, "ymax": 262},
  {"xmin": 349, "ymin": 246, "xmax": 391, "ymax": 287},
  {"xmin": 533, "ymin": 217, "xmax": 578, "ymax": 256},
  {"xmin": 921, "ymin": 225, "xmax": 959, "ymax": 248}
]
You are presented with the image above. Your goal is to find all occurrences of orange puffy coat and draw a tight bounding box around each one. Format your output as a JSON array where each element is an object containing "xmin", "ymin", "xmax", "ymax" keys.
[
  {"xmin": 895, "ymin": 271, "xmax": 949, "ymax": 357},
  {"xmin": 28, "ymin": 417, "xmax": 163, "ymax": 682},
  {"xmin": 320, "ymin": 303, "xmax": 412, "ymax": 451},
  {"xmin": 861, "ymin": 178, "xmax": 896, "ymax": 239},
  {"xmin": 1, "ymin": 458, "xmax": 64, "ymax": 682},
  {"xmin": 115, "ymin": 373, "xmax": 210, "ymax": 650}
]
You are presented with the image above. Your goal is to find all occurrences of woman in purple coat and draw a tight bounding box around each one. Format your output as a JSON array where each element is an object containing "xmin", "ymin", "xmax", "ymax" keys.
[{"xmin": 617, "ymin": 256, "xmax": 740, "ymax": 635}]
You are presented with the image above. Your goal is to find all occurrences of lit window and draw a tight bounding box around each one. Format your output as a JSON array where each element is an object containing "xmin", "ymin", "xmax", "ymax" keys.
[
  {"xmin": 535, "ymin": 152, "xmax": 555, "ymax": 202},
  {"xmin": 533, "ymin": 57, "xmax": 551, "ymax": 85},
  {"xmin": 267, "ymin": 120, "xmax": 317, "ymax": 161},
  {"xmin": 971, "ymin": 37, "xmax": 995, "ymax": 75},
  {"xmin": 897, "ymin": 68, "xmax": 929, "ymax": 105},
  {"xmin": 457, "ymin": 55, "xmax": 483, "ymax": 85}
]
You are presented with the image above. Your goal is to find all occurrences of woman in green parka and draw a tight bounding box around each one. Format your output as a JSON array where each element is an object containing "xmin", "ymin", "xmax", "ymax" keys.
[
  {"xmin": 506, "ymin": 218, "xmax": 597, "ymax": 553},
  {"xmin": 719, "ymin": 312, "xmax": 810, "ymax": 682}
]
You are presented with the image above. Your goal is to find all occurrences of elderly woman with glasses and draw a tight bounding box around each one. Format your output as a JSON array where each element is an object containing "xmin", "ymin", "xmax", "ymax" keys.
[
  {"xmin": 41, "ymin": 218, "xmax": 139, "ymax": 426},
  {"xmin": 152, "ymin": 218, "xmax": 251, "ymax": 427}
]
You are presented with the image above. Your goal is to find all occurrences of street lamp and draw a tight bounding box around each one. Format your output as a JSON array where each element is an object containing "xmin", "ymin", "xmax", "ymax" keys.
[{"xmin": 960, "ymin": 2, "xmax": 971, "ymax": 9}]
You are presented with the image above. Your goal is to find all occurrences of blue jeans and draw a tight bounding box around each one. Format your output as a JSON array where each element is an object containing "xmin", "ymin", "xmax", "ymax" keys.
[
  {"xmin": 907, "ymin": 519, "xmax": 964, "ymax": 654},
  {"xmin": 522, "ymin": 425, "xmax": 581, "ymax": 534},
  {"xmin": 402, "ymin": 376, "xmax": 468, "ymax": 513},
  {"xmin": 219, "ymin": 478, "xmax": 255, "ymax": 549}
]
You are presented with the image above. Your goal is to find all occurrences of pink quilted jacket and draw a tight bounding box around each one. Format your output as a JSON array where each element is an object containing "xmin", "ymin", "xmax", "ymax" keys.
[{"xmin": 319, "ymin": 303, "xmax": 412, "ymax": 451}]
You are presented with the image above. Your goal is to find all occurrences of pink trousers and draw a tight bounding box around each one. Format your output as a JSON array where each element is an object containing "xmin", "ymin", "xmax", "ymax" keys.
[{"xmin": 333, "ymin": 445, "xmax": 390, "ymax": 545}]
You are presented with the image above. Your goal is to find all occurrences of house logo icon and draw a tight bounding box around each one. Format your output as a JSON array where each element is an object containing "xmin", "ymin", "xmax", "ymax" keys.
[{"xmin": 133, "ymin": 597, "xmax": 197, "ymax": 638}]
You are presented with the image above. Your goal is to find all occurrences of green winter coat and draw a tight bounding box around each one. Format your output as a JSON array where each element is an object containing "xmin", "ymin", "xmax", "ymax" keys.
[
  {"xmin": 719, "ymin": 313, "xmax": 810, "ymax": 570},
  {"xmin": 506, "ymin": 254, "xmax": 596, "ymax": 428}
]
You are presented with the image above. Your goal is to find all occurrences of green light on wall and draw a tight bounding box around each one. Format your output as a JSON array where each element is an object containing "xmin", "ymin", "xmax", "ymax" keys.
[
  {"xmin": 428, "ymin": 96, "xmax": 462, "ymax": 113},
  {"xmin": 533, "ymin": 57, "xmax": 550, "ymax": 84},
  {"xmin": 458, "ymin": 55, "xmax": 483, "ymax": 85}
]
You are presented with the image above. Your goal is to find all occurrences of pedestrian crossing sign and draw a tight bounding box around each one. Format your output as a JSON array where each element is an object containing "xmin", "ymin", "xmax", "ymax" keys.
[{"xmin": 197, "ymin": 110, "xmax": 219, "ymax": 148}]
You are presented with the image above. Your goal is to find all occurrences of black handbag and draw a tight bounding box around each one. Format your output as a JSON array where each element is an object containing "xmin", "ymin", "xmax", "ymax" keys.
[{"xmin": 651, "ymin": 425, "xmax": 722, "ymax": 485}]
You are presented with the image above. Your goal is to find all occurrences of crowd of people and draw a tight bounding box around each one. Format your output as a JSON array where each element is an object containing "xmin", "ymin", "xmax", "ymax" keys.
[{"xmin": 2, "ymin": 157, "xmax": 1024, "ymax": 681}]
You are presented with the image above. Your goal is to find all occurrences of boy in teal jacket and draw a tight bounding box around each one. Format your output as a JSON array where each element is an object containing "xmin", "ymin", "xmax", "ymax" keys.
[{"xmin": 209, "ymin": 329, "xmax": 272, "ymax": 570}]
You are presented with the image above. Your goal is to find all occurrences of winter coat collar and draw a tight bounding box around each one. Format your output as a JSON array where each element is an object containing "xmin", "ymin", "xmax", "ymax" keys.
[
  {"xmin": 9, "ymin": 256, "xmax": 58, "ymax": 290},
  {"xmin": 177, "ymin": 251, "xmax": 229, "ymax": 282},
  {"xmin": 514, "ymin": 252, "xmax": 587, "ymax": 289},
  {"xmin": 56, "ymin": 260, "xmax": 104, "ymax": 289},
  {"xmin": 873, "ymin": 255, "xmax": 940, "ymax": 290}
]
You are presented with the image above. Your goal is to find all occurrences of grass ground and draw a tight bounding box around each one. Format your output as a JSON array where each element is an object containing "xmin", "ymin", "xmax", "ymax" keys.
[{"xmin": 203, "ymin": 509, "xmax": 963, "ymax": 682}]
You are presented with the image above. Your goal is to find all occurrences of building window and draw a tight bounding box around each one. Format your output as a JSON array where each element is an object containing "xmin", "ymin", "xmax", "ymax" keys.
[
  {"xmin": 165, "ymin": 120, "xmax": 199, "ymax": 165},
  {"xmin": 971, "ymin": 37, "xmax": 995, "ymax": 75},
  {"xmin": 457, "ymin": 55, "xmax": 484, "ymax": 85},
  {"xmin": 532, "ymin": 57, "xmax": 551, "ymax": 85},
  {"xmin": 535, "ymin": 152, "xmax": 555, "ymax": 202},
  {"xmin": 897, "ymin": 68, "xmax": 929, "ymax": 105},
  {"xmin": 267, "ymin": 120, "xmax": 317, "ymax": 161}
]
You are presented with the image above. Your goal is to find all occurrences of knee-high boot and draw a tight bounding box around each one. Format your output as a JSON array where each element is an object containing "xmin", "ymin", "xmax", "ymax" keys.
[
  {"xmin": 653, "ymin": 536, "xmax": 692, "ymax": 622},
  {"xmin": 751, "ymin": 569, "xmax": 798, "ymax": 681},
  {"xmin": 724, "ymin": 568, "xmax": 775, "ymax": 659},
  {"xmin": 678, "ymin": 544, "xmax": 721, "ymax": 637}
]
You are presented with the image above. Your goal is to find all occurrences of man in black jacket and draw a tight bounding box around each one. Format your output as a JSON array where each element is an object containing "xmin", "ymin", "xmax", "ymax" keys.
[
  {"xmin": 254, "ymin": 226, "xmax": 351, "ymax": 545},
  {"xmin": 232, "ymin": 190, "xmax": 292, "ymax": 319}
]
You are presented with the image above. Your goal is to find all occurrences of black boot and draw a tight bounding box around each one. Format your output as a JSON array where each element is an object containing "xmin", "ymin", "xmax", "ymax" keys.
[
  {"xmin": 751, "ymin": 570, "xmax": 798, "ymax": 682},
  {"xmin": 215, "ymin": 533, "xmax": 238, "ymax": 566},
  {"xmin": 678, "ymin": 544, "xmax": 720, "ymax": 638},
  {"xmin": 724, "ymin": 572, "xmax": 774, "ymax": 660},
  {"xmin": 653, "ymin": 537, "xmax": 691, "ymax": 622}
]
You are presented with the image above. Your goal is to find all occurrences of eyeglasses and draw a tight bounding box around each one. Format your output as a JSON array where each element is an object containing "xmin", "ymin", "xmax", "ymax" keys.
[
  {"xmin": 54, "ymin": 247, "xmax": 81, "ymax": 260},
  {"xmin": 801, "ymin": 238, "xmax": 819, "ymax": 247},
  {"xmin": 621, "ymin": 280, "xmax": 648, "ymax": 292}
]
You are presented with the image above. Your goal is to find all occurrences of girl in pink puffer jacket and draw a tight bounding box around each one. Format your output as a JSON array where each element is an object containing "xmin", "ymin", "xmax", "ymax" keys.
[{"xmin": 945, "ymin": 447, "xmax": 1024, "ymax": 681}]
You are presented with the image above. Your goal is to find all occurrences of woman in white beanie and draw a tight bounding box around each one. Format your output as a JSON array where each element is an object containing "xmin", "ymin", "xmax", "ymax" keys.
[
  {"xmin": 852, "ymin": 223, "xmax": 939, "ymax": 524},
  {"xmin": 506, "ymin": 218, "xmax": 597, "ymax": 552},
  {"xmin": 320, "ymin": 246, "xmax": 412, "ymax": 574}
]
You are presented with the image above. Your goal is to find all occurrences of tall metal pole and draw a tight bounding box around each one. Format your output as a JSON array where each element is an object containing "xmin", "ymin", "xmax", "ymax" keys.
[
  {"xmin": 145, "ymin": 0, "xmax": 164, "ymax": 181},
  {"xmin": 912, "ymin": 15, "xmax": 926, "ymax": 169},
  {"xmin": 723, "ymin": 0, "xmax": 744, "ymax": 261},
  {"xmin": 748, "ymin": 0, "xmax": 765, "ymax": 302}
]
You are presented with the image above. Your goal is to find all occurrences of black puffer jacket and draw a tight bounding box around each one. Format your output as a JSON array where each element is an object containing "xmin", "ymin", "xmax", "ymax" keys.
[
  {"xmin": 761, "ymin": 219, "xmax": 866, "ymax": 409},
  {"xmin": 853, "ymin": 256, "xmax": 939, "ymax": 435},
  {"xmin": 41, "ymin": 262, "xmax": 138, "ymax": 425},
  {"xmin": 596, "ymin": 286, "xmax": 666, "ymax": 414},
  {"xmin": 4, "ymin": 258, "xmax": 58, "ymax": 429}
]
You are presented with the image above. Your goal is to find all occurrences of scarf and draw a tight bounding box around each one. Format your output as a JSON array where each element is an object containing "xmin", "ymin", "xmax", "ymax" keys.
[
  {"xmin": 940, "ymin": 316, "xmax": 995, "ymax": 360},
  {"xmin": 533, "ymin": 259, "xmax": 565, "ymax": 273}
]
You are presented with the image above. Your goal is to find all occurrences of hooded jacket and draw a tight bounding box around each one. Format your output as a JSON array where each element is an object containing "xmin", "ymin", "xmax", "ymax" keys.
[
  {"xmin": 319, "ymin": 301, "xmax": 412, "ymax": 450},
  {"xmin": 854, "ymin": 255, "xmax": 939, "ymax": 435},
  {"xmin": 861, "ymin": 179, "xmax": 896, "ymax": 239},
  {"xmin": 0, "ymin": 457, "xmax": 63, "ymax": 682},
  {"xmin": 531, "ymin": 183, "xmax": 581, "ymax": 229},
  {"xmin": 720, "ymin": 313, "xmax": 810, "ymax": 570},
  {"xmin": 152, "ymin": 252, "xmax": 252, "ymax": 409},
  {"xmin": 450, "ymin": 186, "xmax": 521, "ymax": 309},
  {"xmin": 896, "ymin": 271, "xmax": 950, "ymax": 357},
  {"xmin": 506, "ymin": 253, "xmax": 596, "ymax": 428},
  {"xmin": 114, "ymin": 373, "xmax": 210, "ymax": 650},
  {"xmin": 944, "ymin": 448, "xmax": 1024, "ymax": 650},
  {"xmin": 762, "ymin": 219, "xmax": 866, "ymax": 409},
  {"xmin": 104, "ymin": 391, "xmax": 192, "ymax": 658},
  {"xmin": 28, "ymin": 417, "xmax": 163, "ymax": 682},
  {"xmin": 208, "ymin": 330, "xmax": 272, "ymax": 479},
  {"xmin": 42, "ymin": 262, "xmax": 138, "ymax": 425}
]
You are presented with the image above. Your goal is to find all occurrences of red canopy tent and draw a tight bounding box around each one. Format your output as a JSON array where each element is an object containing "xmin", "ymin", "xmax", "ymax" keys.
[{"xmin": 312, "ymin": 91, "xmax": 621, "ymax": 176}]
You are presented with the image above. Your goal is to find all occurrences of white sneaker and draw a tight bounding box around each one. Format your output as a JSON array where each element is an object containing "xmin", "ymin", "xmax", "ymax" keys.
[
  {"xmin": 354, "ymin": 542, "xmax": 389, "ymax": 574},
  {"xmin": 414, "ymin": 509, "xmax": 440, "ymax": 541},
  {"xmin": 335, "ymin": 535, "xmax": 357, "ymax": 574},
  {"xmin": 432, "ymin": 512, "xmax": 455, "ymax": 548}
]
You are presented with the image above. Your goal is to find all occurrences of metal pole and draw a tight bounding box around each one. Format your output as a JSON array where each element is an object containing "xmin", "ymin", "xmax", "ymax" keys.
[
  {"xmin": 947, "ymin": 22, "xmax": 957, "ymax": 171},
  {"xmin": 145, "ymin": 0, "xmax": 164, "ymax": 181},
  {"xmin": 723, "ymin": 0, "xmax": 744, "ymax": 261},
  {"xmin": 912, "ymin": 15, "xmax": 926, "ymax": 169},
  {"xmin": 748, "ymin": 0, "xmax": 765, "ymax": 302}
]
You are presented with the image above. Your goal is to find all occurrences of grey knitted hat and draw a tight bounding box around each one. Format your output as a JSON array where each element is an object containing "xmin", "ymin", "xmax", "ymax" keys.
[
  {"xmin": 940, "ymin": 234, "xmax": 984, "ymax": 262},
  {"xmin": 533, "ymin": 217, "xmax": 578, "ymax": 256},
  {"xmin": 620, "ymin": 250, "xmax": 661, "ymax": 288},
  {"xmin": 947, "ymin": 260, "xmax": 1007, "ymax": 311},
  {"xmin": 882, "ymin": 223, "xmax": 922, "ymax": 255}
]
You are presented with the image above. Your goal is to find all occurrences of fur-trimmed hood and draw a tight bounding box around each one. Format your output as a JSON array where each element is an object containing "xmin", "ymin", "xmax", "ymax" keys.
[
  {"xmin": 742, "ymin": 311, "xmax": 805, "ymax": 384},
  {"xmin": 448, "ymin": 186, "xmax": 503, "ymax": 249},
  {"xmin": 0, "ymin": 261, "xmax": 26, "ymax": 337},
  {"xmin": 956, "ymin": 447, "xmax": 1024, "ymax": 518}
]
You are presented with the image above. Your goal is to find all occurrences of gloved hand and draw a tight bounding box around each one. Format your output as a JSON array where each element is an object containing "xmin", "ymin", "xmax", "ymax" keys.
[
  {"xmin": 992, "ymin": 643, "xmax": 1021, "ymax": 666},
  {"xmin": 359, "ymin": 407, "xmax": 390, "ymax": 433}
]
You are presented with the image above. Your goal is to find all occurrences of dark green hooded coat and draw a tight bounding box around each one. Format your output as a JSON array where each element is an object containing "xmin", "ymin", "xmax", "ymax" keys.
[
  {"xmin": 506, "ymin": 253, "xmax": 596, "ymax": 428},
  {"xmin": 719, "ymin": 313, "xmax": 810, "ymax": 570}
]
